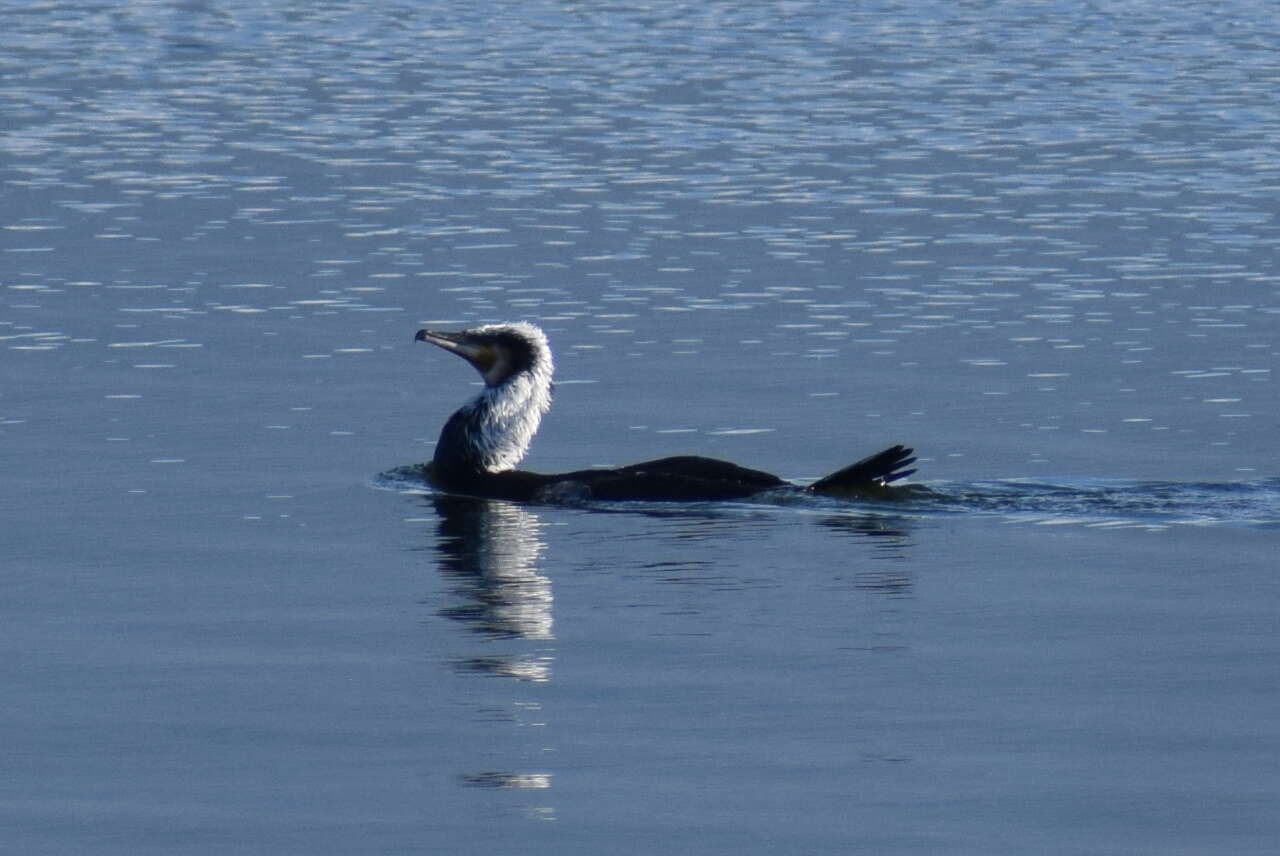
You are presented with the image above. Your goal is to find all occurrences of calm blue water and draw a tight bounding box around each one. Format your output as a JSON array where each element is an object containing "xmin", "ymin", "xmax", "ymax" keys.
[{"xmin": 3, "ymin": 1, "xmax": 1279, "ymax": 853}]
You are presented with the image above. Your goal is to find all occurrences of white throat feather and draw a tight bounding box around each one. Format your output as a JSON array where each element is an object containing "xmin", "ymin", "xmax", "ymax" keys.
[{"xmin": 463, "ymin": 322, "xmax": 553, "ymax": 472}]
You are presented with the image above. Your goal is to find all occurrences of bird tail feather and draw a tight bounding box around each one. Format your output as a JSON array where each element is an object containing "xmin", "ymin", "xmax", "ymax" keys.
[{"xmin": 809, "ymin": 445, "xmax": 916, "ymax": 495}]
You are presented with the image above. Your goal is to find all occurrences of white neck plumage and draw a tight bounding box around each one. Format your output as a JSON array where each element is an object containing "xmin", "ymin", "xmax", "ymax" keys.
[{"xmin": 460, "ymin": 326, "xmax": 553, "ymax": 472}]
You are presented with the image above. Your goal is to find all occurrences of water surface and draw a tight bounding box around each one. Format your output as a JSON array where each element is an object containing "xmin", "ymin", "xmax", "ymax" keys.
[{"xmin": 3, "ymin": 1, "xmax": 1279, "ymax": 853}]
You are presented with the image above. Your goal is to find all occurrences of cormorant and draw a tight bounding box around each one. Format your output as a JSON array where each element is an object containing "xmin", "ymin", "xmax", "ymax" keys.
[{"xmin": 414, "ymin": 322, "xmax": 916, "ymax": 503}]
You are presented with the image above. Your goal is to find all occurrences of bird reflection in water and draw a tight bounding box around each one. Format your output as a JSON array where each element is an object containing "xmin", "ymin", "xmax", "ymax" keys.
[
  {"xmin": 816, "ymin": 512, "xmax": 916, "ymax": 595},
  {"xmin": 429, "ymin": 494, "xmax": 557, "ymax": 800},
  {"xmin": 431, "ymin": 494, "xmax": 555, "ymax": 682}
]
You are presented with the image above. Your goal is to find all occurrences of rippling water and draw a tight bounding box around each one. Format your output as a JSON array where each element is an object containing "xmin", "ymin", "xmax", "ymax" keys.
[
  {"xmin": 4, "ymin": 1, "xmax": 1279, "ymax": 853},
  {"xmin": 5, "ymin": 0, "xmax": 1276, "ymax": 482}
]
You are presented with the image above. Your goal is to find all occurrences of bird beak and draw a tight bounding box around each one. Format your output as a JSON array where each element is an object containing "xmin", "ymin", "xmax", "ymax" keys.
[
  {"xmin": 415, "ymin": 328, "xmax": 463, "ymax": 349},
  {"xmin": 415, "ymin": 328, "xmax": 497, "ymax": 374}
]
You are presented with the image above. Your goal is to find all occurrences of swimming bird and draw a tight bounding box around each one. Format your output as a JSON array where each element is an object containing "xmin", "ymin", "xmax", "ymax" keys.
[{"xmin": 414, "ymin": 322, "xmax": 916, "ymax": 502}]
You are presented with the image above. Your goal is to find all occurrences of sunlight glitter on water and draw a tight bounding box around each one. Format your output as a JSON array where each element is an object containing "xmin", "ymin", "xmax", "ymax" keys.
[{"xmin": 4, "ymin": 2, "xmax": 1280, "ymax": 853}]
